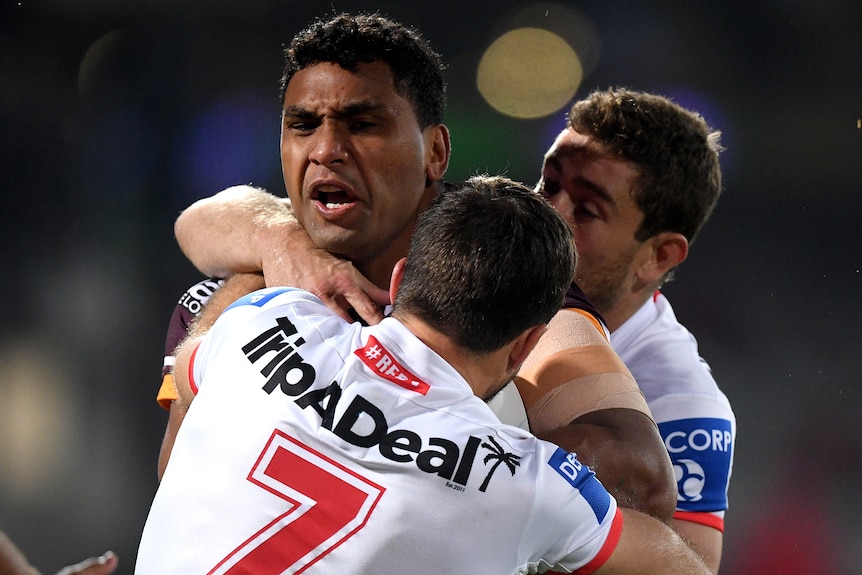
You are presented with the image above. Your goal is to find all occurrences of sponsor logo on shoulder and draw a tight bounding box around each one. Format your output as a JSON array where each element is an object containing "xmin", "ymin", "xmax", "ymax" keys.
[
  {"xmin": 659, "ymin": 418, "xmax": 733, "ymax": 510},
  {"xmin": 548, "ymin": 448, "xmax": 612, "ymax": 522}
]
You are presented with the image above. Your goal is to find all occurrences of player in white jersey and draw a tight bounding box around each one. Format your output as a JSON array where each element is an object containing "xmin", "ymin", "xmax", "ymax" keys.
[
  {"xmin": 538, "ymin": 88, "xmax": 734, "ymax": 572},
  {"xmin": 140, "ymin": 288, "xmax": 619, "ymax": 573},
  {"xmin": 610, "ymin": 291, "xmax": 735, "ymax": 530},
  {"xmin": 138, "ymin": 176, "xmax": 709, "ymax": 574}
]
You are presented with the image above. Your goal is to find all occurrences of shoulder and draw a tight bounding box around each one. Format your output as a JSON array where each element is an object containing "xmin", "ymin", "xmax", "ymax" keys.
[
  {"xmin": 526, "ymin": 444, "xmax": 621, "ymax": 571},
  {"xmin": 222, "ymin": 286, "xmax": 330, "ymax": 317},
  {"xmin": 199, "ymin": 287, "xmax": 345, "ymax": 357},
  {"xmin": 612, "ymin": 294, "xmax": 724, "ymax": 401},
  {"xmin": 563, "ymin": 282, "xmax": 608, "ymax": 335}
]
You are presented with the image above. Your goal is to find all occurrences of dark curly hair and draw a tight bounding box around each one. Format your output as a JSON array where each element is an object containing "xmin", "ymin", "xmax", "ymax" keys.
[
  {"xmin": 280, "ymin": 13, "xmax": 446, "ymax": 129},
  {"xmin": 569, "ymin": 88, "xmax": 723, "ymax": 245}
]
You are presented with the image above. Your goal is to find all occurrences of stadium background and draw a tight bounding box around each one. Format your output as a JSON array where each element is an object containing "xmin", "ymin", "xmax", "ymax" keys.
[{"xmin": 1, "ymin": 1, "xmax": 860, "ymax": 572}]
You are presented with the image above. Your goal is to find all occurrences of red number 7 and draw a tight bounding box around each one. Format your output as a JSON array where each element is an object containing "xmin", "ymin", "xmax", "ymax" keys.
[{"xmin": 209, "ymin": 430, "xmax": 385, "ymax": 574}]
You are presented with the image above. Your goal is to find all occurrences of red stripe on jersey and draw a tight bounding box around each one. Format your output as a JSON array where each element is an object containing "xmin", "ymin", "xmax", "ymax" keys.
[
  {"xmin": 355, "ymin": 335, "xmax": 430, "ymax": 395},
  {"xmin": 673, "ymin": 510, "xmax": 724, "ymax": 532},
  {"xmin": 188, "ymin": 342, "xmax": 201, "ymax": 396},
  {"xmin": 573, "ymin": 507, "xmax": 623, "ymax": 574},
  {"xmin": 547, "ymin": 508, "xmax": 623, "ymax": 574}
]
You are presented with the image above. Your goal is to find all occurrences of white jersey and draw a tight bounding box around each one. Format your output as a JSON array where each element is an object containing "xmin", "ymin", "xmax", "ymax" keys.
[
  {"xmin": 136, "ymin": 288, "xmax": 620, "ymax": 575},
  {"xmin": 610, "ymin": 292, "xmax": 735, "ymax": 528}
]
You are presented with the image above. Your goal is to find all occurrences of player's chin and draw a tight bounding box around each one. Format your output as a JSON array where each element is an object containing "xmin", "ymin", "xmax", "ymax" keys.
[{"xmin": 308, "ymin": 227, "xmax": 368, "ymax": 260}]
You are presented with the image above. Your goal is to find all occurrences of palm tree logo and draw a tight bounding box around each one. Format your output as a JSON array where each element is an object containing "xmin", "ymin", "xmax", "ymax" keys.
[{"xmin": 478, "ymin": 435, "xmax": 520, "ymax": 492}]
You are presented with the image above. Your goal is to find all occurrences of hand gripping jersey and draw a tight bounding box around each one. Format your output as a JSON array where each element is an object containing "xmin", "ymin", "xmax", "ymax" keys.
[
  {"xmin": 610, "ymin": 292, "xmax": 736, "ymax": 531},
  {"xmin": 138, "ymin": 288, "xmax": 621, "ymax": 574}
]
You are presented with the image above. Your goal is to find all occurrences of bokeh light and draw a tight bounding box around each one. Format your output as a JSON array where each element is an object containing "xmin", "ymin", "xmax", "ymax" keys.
[
  {"xmin": 0, "ymin": 340, "xmax": 78, "ymax": 500},
  {"xmin": 477, "ymin": 27, "xmax": 582, "ymax": 119}
]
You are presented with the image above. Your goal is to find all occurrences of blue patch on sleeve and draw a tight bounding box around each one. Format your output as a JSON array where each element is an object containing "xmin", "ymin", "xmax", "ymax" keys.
[
  {"xmin": 548, "ymin": 448, "xmax": 611, "ymax": 522},
  {"xmin": 658, "ymin": 418, "xmax": 733, "ymax": 512},
  {"xmin": 226, "ymin": 288, "xmax": 296, "ymax": 311}
]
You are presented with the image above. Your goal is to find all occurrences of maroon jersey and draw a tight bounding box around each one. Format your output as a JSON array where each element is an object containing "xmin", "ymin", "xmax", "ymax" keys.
[{"xmin": 158, "ymin": 278, "xmax": 224, "ymax": 409}]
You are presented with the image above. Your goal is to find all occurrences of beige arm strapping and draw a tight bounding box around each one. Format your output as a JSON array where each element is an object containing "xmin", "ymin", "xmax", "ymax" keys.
[{"xmin": 514, "ymin": 309, "xmax": 652, "ymax": 434}]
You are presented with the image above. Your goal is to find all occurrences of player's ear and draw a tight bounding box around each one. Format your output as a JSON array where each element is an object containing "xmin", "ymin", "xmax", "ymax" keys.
[
  {"xmin": 508, "ymin": 324, "xmax": 548, "ymax": 372},
  {"xmin": 389, "ymin": 257, "xmax": 408, "ymax": 304},
  {"xmin": 424, "ymin": 124, "xmax": 450, "ymax": 183},
  {"xmin": 636, "ymin": 232, "xmax": 688, "ymax": 284}
]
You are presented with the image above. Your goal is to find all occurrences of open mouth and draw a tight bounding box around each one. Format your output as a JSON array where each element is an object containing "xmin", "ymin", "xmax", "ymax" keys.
[{"xmin": 315, "ymin": 189, "xmax": 355, "ymax": 209}]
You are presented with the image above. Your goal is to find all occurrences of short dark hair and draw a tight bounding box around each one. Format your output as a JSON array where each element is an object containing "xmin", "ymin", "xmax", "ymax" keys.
[
  {"xmin": 394, "ymin": 175, "xmax": 576, "ymax": 354},
  {"xmin": 280, "ymin": 13, "xmax": 447, "ymax": 128},
  {"xmin": 569, "ymin": 88, "xmax": 723, "ymax": 245}
]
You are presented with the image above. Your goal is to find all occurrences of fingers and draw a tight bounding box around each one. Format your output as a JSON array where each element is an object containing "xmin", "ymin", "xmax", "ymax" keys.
[
  {"xmin": 345, "ymin": 291, "xmax": 387, "ymax": 325},
  {"xmin": 318, "ymin": 289, "xmax": 387, "ymax": 325},
  {"xmin": 55, "ymin": 551, "xmax": 117, "ymax": 575},
  {"xmin": 262, "ymin": 251, "xmax": 390, "ymax": 325}
]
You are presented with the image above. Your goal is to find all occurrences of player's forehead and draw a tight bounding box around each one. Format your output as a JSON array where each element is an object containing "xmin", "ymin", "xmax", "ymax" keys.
[
  {"xmin": 282, "ymin": 61, "xmax": 411, "ymax": 118},
  {"xmin": 550, "ymin": 127, "xmax": 638, "ymax": 168},
  {"xmin": 545, "ymin": 128, "xmax": 604, "ymax": 163},
  {"xmin": 543, "ymin": 129, "xmax": 640, "ymax": 200}
]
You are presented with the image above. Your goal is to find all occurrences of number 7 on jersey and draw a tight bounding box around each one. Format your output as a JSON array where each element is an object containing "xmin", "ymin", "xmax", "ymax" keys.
[{"xmin": 209, "ymin": 430, "xmax": 386, "ymax": 574}]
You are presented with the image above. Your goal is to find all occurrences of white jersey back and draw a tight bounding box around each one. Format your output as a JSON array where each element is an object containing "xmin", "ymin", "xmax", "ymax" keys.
[{"xmin": 136, "ymin": 288, "xmax": 619, "ymax": 574}]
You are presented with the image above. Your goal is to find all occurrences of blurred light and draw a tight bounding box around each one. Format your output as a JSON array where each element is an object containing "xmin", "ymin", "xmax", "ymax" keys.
[
  {"xmin": 0, "ymin": 341, "xmax": 78, "ymax": 500},
  {"xmin": 500, "ymin": 3, "xmax": 603, "ymax": 78},
  {"xmin": 477, "ymin": 27, "xmax": 582, "ymax": 119}
]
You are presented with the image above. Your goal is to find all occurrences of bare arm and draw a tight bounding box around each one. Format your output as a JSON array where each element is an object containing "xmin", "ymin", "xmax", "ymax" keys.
[
  {"xmin": 671, "ymin": 520, "xmax": 722, "ymax": 574},
  {"xmin": 174, "ymin": 185, "xmax": 388, "ymax": 324},
  {"xmin": 534, "ymin": 409, "xmax": 675, "ymax": 522},
  {"xmin": 157, "ymin": 273, "xmax": 266, "ymax": 480},
  {"xmin": 174, "ymin": 186, "xmax": 288, "ymax": 277},
  {"xmin": 596, "ymin": 509, "xmax": 710, "ymax": 574},
  {"xmin": 515, "ymin": 309, "xmax": 677, "ymax": 522}
]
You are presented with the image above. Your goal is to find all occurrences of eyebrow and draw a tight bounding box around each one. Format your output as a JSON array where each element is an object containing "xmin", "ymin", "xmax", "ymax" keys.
[
  {"xmin": 544, "ymin": 152, "xmax": 617, "ymax": 207},
  {"xmin": 282, "ymin": 100, "xmax": 390, "ymax": 119}
]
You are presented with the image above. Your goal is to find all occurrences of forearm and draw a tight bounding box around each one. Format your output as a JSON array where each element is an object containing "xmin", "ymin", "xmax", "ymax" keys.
[
  {"xmin": 671, "ymin": 519, "xmax": 722, "ymax": 574},
  {"xmin": 174, "ymin": 185, "xmax": 295, "ymax": 278},
  {"xmin": 602, "ymin": 509, "xmax": 711, "ymax": 575},
  {"xmin": 174, "ymin": 185, "xmax": 389, "ymax": 324},
  {"xmin": 536, "ymin": 409, "xmax": 677, "ymax": 522}
]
